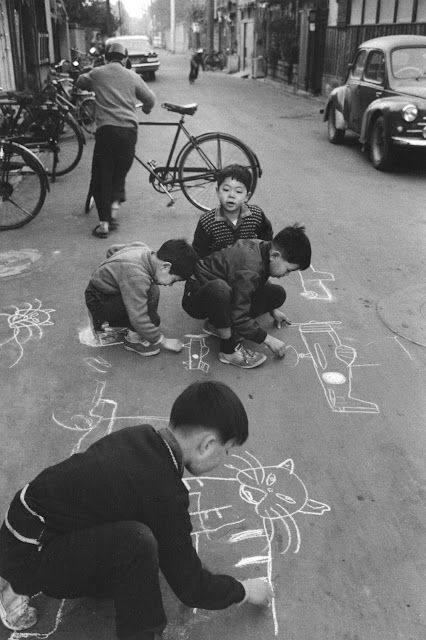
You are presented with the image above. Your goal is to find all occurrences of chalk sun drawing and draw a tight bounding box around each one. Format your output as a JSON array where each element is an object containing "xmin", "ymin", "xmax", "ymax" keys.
[
  {"xmin": 286, "ymin": 321, "xmax": 380, "ymax": 413},
  {"xmin": 0, "ymin": 299, "xmax": 55, "ymax": 368},
  {"xmin": 184, "ymin": 451, "xmax": 330, "ymax": 636},
  {"xmin": 183, "ymin": 334, "xmax": 210, "ymax": 372},
  {"xmin": 298, "ymin": 265, "xmax": 335, "ymax": 302}
]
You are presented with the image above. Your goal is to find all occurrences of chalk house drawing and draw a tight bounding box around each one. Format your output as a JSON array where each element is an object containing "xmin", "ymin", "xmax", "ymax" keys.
[
  {"xmin": 0, "ymin": 299, "xmax": 55, "ymax": 369},
  {"xmin": 298, "ymin": 265, "xmax": 335, "ymax": 302},
  {"xmin": 287, "ymin": 321, "xmax": 379, "ymax": 414},
  {"xmin": 185, "ymin": 451, "xmax": 331, "ymax": 636},
  {"xmin": 183, "ymin": 334, "xmax": 210, "ymax": 372}
]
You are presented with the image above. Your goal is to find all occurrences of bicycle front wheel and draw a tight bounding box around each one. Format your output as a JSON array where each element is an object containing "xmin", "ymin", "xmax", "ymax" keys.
[
  {"xmin": 178, "ymin": 133, "xmax": 259, "ymax": 212},
  {"xmin": 0, "ymin": 141, "xmax": 48, "ymax": 230},
  {"xmin": 78, "ymin": 97, "xmax": 96, "ymax": 135}
]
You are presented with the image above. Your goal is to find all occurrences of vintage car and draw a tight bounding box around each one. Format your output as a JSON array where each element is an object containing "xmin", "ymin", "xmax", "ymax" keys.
[
  {"xmin": 105, "ymin": 35, "xmax": 160, "ymax": 80},
  {"xmin": 323, "ymin": 35, "xmax": 426, "ymax": 170}
]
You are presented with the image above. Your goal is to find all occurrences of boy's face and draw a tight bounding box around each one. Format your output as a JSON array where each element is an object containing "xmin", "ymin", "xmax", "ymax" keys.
[
  {"xmin": 217, "ymin": 177, "xmax": 251, "ymax": 214},
  {"xmin": 154, "ymin": 262, "xmax": 183, "ymax": 286},
  {"xmin": 269, "ymin": 250, "xmax": 299, "ymax": 278},
  {"xmin": 185, "ymin": 436, "xmax": 237, "ymax": 476}
]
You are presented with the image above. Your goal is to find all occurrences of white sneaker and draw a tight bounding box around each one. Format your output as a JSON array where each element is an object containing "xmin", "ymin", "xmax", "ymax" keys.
[
  {"xmin": 0, "ymin": 578, "xmax": 38, "ymax": 631},
  {"xmin": 218, "ymin": 344, "xmax": 267, "ymax": 369}
]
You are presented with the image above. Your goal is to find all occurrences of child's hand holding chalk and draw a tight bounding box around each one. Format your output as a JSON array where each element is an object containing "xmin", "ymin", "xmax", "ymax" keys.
[{"xmin": 271, "ymin": 309, "xmax": 291, "ymax": 329}]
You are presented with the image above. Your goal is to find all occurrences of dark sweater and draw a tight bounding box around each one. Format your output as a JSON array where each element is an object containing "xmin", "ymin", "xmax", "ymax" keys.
[
  {"xmin": 192, "ymin": 204, "xmax": 273, "ymax": 258},
  {"xmin": 6, "ymin": 426, "xmax": 245, "ymax": 609}
]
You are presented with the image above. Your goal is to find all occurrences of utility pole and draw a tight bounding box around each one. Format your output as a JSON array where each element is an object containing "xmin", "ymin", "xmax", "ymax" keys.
[
  {"xmin": 105, "ymin": 0, "xmax": 112, "ymax": 36},
  {"xmin": 170, "ymin": 0, "xmax": 175, "ymax": 53},
  {"xmin": 206, "ymin": 0, "xmax": 214, "ymax": 52}
]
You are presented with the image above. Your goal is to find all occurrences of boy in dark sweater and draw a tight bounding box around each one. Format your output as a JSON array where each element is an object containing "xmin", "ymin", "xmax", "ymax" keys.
[
  {"xmin": 0, "ymin": 382, "xmax": 272, "ymax": 639},
  {"xmin": 183, "ymin": 224, "xmax": 311, "ymax": 369},
  {"xmin": 192, "ymin": 164, "xmax": 273, "ymax": 259}
]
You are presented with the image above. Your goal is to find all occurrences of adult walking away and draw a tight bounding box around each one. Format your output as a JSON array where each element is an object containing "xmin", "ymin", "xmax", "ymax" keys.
[
  {"xmin": 182, "ymin": 224, "xmax": 312, "ymax": 369},
  {"xmin": 189, "ymin": 49, "xmax": 205, "ymax": 83},
  {"xmin": 0, "ymin": 381, "xmax": 272, "ymax": 640},
  {"xmin": 77, "ymin": 42, "xmax": 156, "ymax": 238}
]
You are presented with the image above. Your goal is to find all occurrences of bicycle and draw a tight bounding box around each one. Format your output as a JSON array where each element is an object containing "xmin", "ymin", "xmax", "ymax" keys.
[
  {"xmin": 0, "ymin": 90, "xmax": 85, "ymax": 181},
  {"xmin": 46, "ymin": 75, "xmax": 96, "ymax": 136},
  {"xmin": 85, "ymin": 102, "xmax": 262, "ymax": 213},
  {"xmin": 0, "ymin": 138, "xmax": 49, "ymax": 230}
]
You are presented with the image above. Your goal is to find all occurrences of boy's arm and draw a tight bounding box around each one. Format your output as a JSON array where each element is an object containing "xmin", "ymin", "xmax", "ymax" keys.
[
  {"xmin": 153, "ymin": 490, "xmax": 246, "ymax": 609},
  {"xmin": 229, "ymin": 270, "xmax": 267, "ymax": 343},
  {"xmin": 258, "ymin": 210, "xmax": 273, "ymax": 241},
  {"xmin": 119, "ymin": 273, "xmax": 162, "ymax": 343},
  {"xmin": 135, "ymin": 76, "xmax": 156, "ymax": 114},
  {"xmin": 192, "ymin": 221, "xmax": 211, "ymax": 258}
]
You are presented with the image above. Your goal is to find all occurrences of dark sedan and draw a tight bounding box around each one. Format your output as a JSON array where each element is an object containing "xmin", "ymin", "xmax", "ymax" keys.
[{"xmin": 323, "ymin": 35, "xmax": 426, "ymax": 170}]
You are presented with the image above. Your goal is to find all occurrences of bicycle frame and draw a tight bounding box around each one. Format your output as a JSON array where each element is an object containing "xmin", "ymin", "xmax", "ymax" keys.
[{"xmin": 136, "ymin": 115, "xmax": 220, "ymax": 203}]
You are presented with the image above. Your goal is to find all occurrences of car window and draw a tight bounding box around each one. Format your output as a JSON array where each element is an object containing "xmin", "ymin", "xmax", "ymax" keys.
[
  {"xmin": 350, "ymin": 50, "xmax": 368, "ymax": 79},
  {"xmin": 363, "ymin": 51, "xmax": 385, "ymax": 84},
  {"xmin": 391, "ymin": 47, "xmax": 426, "ymax": 79}
]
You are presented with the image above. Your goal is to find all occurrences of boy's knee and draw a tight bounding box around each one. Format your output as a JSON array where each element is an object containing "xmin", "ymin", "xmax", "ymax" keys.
[
  {"xmin": 210, "ymin": 279, "xmax": 231, "ymax": 301},
  {"xmin": 113, "ymin": 522, "xmax": 158, "ymax": 560}
]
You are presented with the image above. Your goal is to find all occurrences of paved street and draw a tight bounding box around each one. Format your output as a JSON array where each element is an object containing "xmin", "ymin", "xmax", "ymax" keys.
[{"xmin": 0, "ymin": 51, "xmax": 425, "ymax": 640}]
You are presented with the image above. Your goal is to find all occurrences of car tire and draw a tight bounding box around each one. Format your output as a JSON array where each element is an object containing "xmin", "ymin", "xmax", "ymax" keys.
[
  {"xmin": 369, "ymin": 116, "xmax": 394, "ymax": 171},
  {"xmin": 327, "ymin": 104, "xmax": 345, "ymax": 144}
]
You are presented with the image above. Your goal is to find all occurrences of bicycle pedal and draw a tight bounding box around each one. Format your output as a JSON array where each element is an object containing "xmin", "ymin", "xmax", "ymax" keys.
[{"xmin": 147, "ymin": 159, "xmax": 158, "ymax": 168}]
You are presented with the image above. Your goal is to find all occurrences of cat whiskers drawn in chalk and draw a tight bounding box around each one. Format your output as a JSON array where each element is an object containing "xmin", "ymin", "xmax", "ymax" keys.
[
  {"xmin": 185, "ymin": 450, "xmax": 330, "ymax": 635},
  {"xmin": 0, "ymin": 299, "xmax": 55, "ymax": 368}
]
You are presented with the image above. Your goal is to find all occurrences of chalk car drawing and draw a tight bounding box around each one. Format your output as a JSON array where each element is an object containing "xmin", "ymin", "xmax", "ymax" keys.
[
  {"xmin": 185, "ymin": 451, "xmax": 331, "ymax": 635},
  {"xmin": 183, "ymin": 334, "xmax": 210, "ymax": 372},
  {"xmin": 289, "ymin": 321, "xmax": 379, "ymax": 413},
  {"xmin": 0, "ymin": 299, "xmax": 55, "ymax": 368},
  {"xmin": 298, "ymin": 265, "xmax": 335, "ymax": 302}
]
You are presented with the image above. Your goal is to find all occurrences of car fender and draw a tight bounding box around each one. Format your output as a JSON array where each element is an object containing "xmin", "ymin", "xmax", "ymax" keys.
[
  {"xmin": 324, "ymin": 87, "xmax": 347, "ymax": 130},
  {"xmin": 360, "ymin": 96, "xmax": 412, "ymax": 144}
]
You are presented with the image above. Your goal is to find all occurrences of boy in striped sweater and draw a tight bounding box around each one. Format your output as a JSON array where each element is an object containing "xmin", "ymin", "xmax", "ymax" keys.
[{"xmin": 192, "ymin": 164, "xmax": 273, "ymax": 259}]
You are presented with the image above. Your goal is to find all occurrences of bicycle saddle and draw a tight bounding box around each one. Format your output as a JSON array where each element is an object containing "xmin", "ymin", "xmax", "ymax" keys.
[{"xmin": 161, "ymin": 102, "xmax": 198, "ymax": 116}]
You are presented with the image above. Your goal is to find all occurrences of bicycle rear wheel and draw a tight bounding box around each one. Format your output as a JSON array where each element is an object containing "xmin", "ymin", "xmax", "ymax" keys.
[
  {"xmin": 178, "ymin": 132, "xmax": 260, "ymax": 211},
  {"xmin": 33, "ymin": 111, "xmax": 84, "ymax": 178},
  {"xmin": 78, "ymin": 97, "xmax": 96, "ymax": 135},
  {"xmin": 0, "ymin": 141, "xmax": 48, "ymax": 230}
]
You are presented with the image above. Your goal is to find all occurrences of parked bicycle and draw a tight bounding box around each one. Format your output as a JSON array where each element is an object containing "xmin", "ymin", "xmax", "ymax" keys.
[
  {"xmin": 0, "ymin": 90, "xmax": 85, "ymax": 180},
  {"xmin": 86, "ymin": 101, "xmax": 261, "ymax": 213},
  {"xmin": 0, "ymin": 138, "xmax": 49, "ymax": 230},
  {"xmin": 46, "ymin": 74, "xmax": 96, "ymax": 135}
]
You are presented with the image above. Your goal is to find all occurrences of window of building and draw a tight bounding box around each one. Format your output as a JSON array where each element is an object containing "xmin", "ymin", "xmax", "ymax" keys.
[
  {"xmin": 379, "ymin": 0, "xmax": 396, "ymax": 22},
  {"xmin": 417, "ymin": 0, "xmax": 426, "ymax": 20},
  {"xmin": 350, "ymin": 0, "xmax": 363, "ymax": 24},
  {"xmin": 396, "ymin": 0, "xmax": 414, "ymax": 22},
  {"xmin": 364, "ymin": 0, "xmax": 378, "ymax": 24},
  {"xmin": 364, "ymin": 50, "xmax": 385, "ymax": 83},
  {"xmin": 350, "ymin": 49, "xmax": 368, "ymax": 78}
]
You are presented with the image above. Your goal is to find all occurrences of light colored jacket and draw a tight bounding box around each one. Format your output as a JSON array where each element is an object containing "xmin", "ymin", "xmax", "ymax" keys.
[{"xmin": 89, "ymin": 243, "xmax": 161, "ymax": 343}]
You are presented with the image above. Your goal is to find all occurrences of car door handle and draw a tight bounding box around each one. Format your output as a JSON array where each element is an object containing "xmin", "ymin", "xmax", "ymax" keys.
[{"xmin": 375, "ymin": 91, "xmax": 383, "ymax": 97}]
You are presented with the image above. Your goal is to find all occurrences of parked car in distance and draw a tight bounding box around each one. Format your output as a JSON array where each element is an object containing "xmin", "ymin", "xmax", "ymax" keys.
[
  {"xmin": 105, "ymin": 35, "xmax": 159, "ymax": 80},
  {"xmin": 323, "ymin": 35, "xmax": 426, "ymax": 170}
]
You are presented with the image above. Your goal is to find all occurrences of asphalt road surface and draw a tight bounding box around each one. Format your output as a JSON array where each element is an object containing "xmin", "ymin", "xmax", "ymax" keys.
[{"xmin": 0, "ymin": 51, "xmax": 425, "ymax": 640}]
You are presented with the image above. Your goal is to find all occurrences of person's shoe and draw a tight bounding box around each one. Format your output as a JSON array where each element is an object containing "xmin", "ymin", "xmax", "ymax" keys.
[
  {"xmin": 0, "ymin": 579, "xmax": 38, "ymax": 631},
  {"xmin": 218, "ymin": 344, "xmax": 267, "ymax": 369},
  {"xmin": 92, "ymin": 224, "xmax": 109, "ymax": 238},
  {"xmin": 202, "ymin": 319, "xmax": 220, "ymax": 337},
  {"xmin": 123, "ymin": 337, "xmax": 160, "ymax": 356}
]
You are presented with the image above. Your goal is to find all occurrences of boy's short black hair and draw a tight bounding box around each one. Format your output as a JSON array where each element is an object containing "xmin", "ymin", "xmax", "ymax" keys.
[
  {"xmin": 157, "ymin": 239, "xmax": 197, "ymax": 279},
  {"xmin": 216, "ymin": 164, "xmax": 252, "ymax": 192},
  {"xmin": 272, "ymin": 223, "xmax": 311, "ymax": 271},
  {"xmin": 170, "ymin": 381, "xmax": 248, "ymax": 445}
]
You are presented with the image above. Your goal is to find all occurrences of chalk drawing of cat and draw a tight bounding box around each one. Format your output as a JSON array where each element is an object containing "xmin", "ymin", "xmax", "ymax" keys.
[{"xmin": 184, "ymin": 451, "xmax": 331, "ymax": 635}]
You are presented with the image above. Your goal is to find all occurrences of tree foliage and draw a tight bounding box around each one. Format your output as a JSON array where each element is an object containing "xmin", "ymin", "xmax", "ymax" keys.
[{"xmin": 64, "ymin": 0, "xmax": 120, "ymax": 35}]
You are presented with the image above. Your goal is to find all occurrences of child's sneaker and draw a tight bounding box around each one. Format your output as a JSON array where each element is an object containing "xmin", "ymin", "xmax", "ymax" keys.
[
  {"xmin": 218, "ymin": 344, "xmax": 267, "ymax": 369},
  {"xmin": 0, "ymin": 578, "xmax": 38, "ymax": 631},
  {"xmin": 123, "ymin": 337, "xmax": 160, "ymax": 356},
  {"xmin": 203, "ymin": 320, "xmax": 220, "ymax": 337}
]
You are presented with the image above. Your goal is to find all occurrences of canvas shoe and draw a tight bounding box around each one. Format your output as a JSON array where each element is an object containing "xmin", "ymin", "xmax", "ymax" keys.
[
  {"xmin": 218, "ymin": 344, "xmax": 267, "ymax": 369},
  {"xmin": 0, "ymin": 578, "xmax": 38, "ymax": 631},
  {"xmin": 123, "ymin": 337, "xmax": 160, "ymax": 356},
  {"xmin": 202, "ymin": 319, "xmax": 220, "ymax": 337}
]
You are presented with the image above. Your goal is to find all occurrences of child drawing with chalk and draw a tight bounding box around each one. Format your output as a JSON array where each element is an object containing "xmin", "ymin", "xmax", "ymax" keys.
[
  {"xmin": 84, "ymin": 239, "xmax": 197, "ymax": 355},
  {"xmin": 0, "ymin": 381, "xmax": 272, "ymax": 639},
  {"xmin": 182, "ymin": 224, "xmax": 311, "ymax": 369}
]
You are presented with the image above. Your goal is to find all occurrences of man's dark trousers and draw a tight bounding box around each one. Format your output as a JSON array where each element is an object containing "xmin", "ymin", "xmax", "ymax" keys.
[{"xmin": 91, "ymin": 125, "xmax": 137, "ymax": 223}]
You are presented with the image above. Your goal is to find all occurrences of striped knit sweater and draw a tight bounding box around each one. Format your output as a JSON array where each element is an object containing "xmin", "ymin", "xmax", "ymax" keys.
[{"xmin": 192, "ymin": 204, "xmax": 273, "ymax": 258}]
